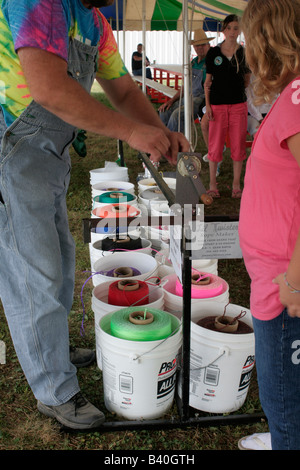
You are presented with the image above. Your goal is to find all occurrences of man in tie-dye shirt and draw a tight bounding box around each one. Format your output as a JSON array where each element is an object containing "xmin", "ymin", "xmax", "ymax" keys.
[{"xmin": 0, "ymin": 0, "xmax": 189, "ymax": 431}]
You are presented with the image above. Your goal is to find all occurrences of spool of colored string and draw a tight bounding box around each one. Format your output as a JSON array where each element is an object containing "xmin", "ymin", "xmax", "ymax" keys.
[
  {"xmin": 98, "ymin": 191, "xmax": 135, "ymax": 204},
  {"xmin": 97, "ymin": 204, "xmax": 140, "ymax": 219},
  {"xmin": 108, "ymin": 279, "xmax": 149, "ymax": 306},
  {"xmin": 175, "ymin": 271, "xmax": 224, "ymax": 299},
  {"xmin": 110, "ymin": 307, "xmax": 172, "ymax": 341},
  {"xmin": 101, "ymin": 236, "xmax": 142, "ymax": 253},
  {"xmin": 105, "ymin": 266, "xmax": 141, "ymax": 278}
]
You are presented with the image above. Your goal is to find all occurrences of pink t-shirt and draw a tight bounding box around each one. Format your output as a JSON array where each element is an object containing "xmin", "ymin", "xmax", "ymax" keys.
[{"xmin": 239, "ymin": 77, "xmax": 300, "ymax": 320}]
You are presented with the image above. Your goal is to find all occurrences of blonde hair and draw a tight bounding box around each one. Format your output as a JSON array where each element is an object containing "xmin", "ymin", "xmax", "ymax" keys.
[{"xmin": 241, "ymin": 0, "xmax": 300, "ymax": 104}]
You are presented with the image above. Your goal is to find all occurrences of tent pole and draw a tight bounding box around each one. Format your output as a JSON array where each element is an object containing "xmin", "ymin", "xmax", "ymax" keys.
[
  {"xmin": 183, "ymin": 0, "xmax": 191, "ymax": 145},
  {"xmin": 142, "ymin": 0, "xmax": 146, "ymax": 94},
  {"xmin": 122, "ymin": 0, "xmax": 126, "ymax": 61}
]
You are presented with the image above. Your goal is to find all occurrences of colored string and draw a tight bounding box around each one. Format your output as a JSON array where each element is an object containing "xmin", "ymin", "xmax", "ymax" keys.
[
  {"xmin": 108, "ymin": 280, "xmax": 149, "ymax": 307},
  {"xmin": 110, "ymin": 307, "xmax": 172, "ymax": 341},
  {"xmin": 79, "ymin": 270, "xmax": 163, "ymax": 336}
]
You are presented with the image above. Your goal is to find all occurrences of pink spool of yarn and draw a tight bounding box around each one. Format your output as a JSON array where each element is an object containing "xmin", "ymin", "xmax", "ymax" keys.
[{"xmin": 175, "ymin": 271, "xmax": 224, "ymax": 299}]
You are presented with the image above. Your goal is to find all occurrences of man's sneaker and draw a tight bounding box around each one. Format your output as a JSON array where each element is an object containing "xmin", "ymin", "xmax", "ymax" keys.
[
  {"xmin": 69, "ymin": 346, "xmax": 96, "ymax": 368},
  {"xmin": 37, "ymin": 392, "xmax": 105, "ymax": 429}
]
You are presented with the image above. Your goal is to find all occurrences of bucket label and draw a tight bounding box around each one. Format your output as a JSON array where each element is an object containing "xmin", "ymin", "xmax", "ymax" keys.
[
  {"xmin": 204, "ymin": 366, "xmax": 220, "ymax": 386},
  {"xmin": 119, "ymin": 374, "xmax": 133, "ymax": 394},
  {"xmin": 157, "ymin": 358, "xmax": 177, "ymax": 399},
  {"xmin": 238, "ymin": 355, "xmax": 255, "ymax": 391}
]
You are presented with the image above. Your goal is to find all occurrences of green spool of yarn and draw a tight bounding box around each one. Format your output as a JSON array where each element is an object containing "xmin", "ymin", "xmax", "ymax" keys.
[
  {"xmin": 98, "ymin": 191, "xmax": 135, "ymax": 204},
  {"xmin": 110, "ymin": 307, "xmax": 172, "ymax": 341}
]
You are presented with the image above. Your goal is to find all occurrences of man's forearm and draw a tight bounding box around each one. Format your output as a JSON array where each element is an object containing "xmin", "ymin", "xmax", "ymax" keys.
[{"xmin": 17, "ymin": 47, "xmax": 189, "ymax": 161}]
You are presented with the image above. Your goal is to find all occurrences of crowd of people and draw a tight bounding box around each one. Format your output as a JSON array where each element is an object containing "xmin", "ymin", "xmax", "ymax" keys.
[{"xmin": 1, "ymin": 0, "xmax": 300, "ymax": 451}]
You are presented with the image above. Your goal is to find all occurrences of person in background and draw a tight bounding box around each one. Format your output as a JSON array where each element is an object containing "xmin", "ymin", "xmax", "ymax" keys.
[
  {"xmin": 0, "ymin": 0, "xmax": 189, "ymax": 431},
  {"xmin": 131, "ymin": 43, "xmax": 153, "ymax": 79},
  {"xmin": 204, "ymin": 14, "xmax": 251, "ymax": 198},
  {"xmin": 246, "ymin": 75, "xmax": 276, "ymax": 137},
  {"xmin": 158, "ymin": 29, "xmax": 214, "ymax": 134},
  {"xmin": 238, "ymin": 0, "xmax": 300, "ymax": 450}
]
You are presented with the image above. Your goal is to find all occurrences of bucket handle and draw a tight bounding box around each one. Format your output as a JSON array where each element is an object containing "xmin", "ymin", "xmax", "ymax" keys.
[
  {"xmin": 130, "ymin": 323, "xmax": 182, "ymax": 363},
  {"xmin": 190, "ymin": 346, "xmax": 229, "ymax": 371}
]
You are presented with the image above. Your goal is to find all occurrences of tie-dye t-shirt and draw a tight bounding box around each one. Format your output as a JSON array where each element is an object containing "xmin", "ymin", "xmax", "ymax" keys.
[{"xmin": 0, "ymin": 0, "xmax": 128, "ymax": 126}]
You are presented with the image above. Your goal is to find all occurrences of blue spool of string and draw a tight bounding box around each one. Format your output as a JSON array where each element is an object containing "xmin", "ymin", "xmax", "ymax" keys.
[{"xmin": 110, "ymin": 307, "xmax": 172, "ymax": 341}]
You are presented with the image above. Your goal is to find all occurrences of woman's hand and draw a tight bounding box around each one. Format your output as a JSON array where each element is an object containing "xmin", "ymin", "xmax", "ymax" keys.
[
  {"xmin": 273, "ymin": 273, "xmax": 300, "ymax": 317},
  {"xmin": 206, "ymin": 104, "xmax": 214, "ymax": 121}
]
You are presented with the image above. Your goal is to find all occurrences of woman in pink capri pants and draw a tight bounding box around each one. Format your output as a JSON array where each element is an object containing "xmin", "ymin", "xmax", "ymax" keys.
[{"xmin": 204, "ymin": 14, "xmax": 251, "ymax": 198}]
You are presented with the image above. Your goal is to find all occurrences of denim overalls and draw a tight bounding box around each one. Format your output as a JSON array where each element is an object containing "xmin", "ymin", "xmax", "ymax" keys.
[
  {"xmin": 0, "ymin": 29, "xmax": 99, "ymax": 405},
  {"xmin": 159, "ymin": 67, "xmax": 205, "ymax": 133}
]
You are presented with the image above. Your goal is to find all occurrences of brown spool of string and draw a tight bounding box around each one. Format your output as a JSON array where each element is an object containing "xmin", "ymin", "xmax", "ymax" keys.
[
  {"xmin": 113, "ymin": 267, "xmax": 134, "ymax": 277},
  {"xmin": 109, "ymin": 192, "xmax": 125, "ymax": 199},
  {"xmin": 129, "ymin": 310, "xmax": 154, "ymax": 325},
  {"xmin": 191, "ymin": 273, "xmax": 211, "ymax": 286},
  {"xmin": 214, "ymin": 315, "xmax": 239, "ymax": 333},
  {"xmin": 111, "ymin": 204, "xmax": 127, "ymax": 214}
]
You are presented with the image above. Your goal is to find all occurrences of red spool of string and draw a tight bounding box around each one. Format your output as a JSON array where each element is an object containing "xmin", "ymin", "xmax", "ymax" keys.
[{"xmin": 108, "ymin": 279, "xmax": 149, "ymax": 307}]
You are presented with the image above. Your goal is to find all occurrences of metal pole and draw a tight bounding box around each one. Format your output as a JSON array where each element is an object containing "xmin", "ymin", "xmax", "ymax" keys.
[{"xmin": 183, "ymin": 0, "xmax": 191, "ymax": 143}]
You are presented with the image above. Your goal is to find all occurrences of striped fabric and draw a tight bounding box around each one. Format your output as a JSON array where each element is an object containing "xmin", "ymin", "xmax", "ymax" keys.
[{"xmin": 102, "ymin": 0, "xmax": 249, "ymax": 31}]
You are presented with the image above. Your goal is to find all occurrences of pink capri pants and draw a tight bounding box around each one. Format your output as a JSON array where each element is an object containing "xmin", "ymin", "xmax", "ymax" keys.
[{"xmin": 208, "ymin": 102, "xmax": 248, "ymax": 163}]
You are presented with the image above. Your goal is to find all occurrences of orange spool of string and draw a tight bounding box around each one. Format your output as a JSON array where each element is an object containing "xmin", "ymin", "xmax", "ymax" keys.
[
  {"xmin": 108, "ymin": 279, "xmax": 149, "ymax": 307},
  {"xmin": 93, "ymin": 204, "xmax": 140, "ymax": 219}
]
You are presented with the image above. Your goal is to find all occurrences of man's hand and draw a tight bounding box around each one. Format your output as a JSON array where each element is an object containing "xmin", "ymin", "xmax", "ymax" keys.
[
  {"xmin": 125, "ymin": 125, "xmax": 189, "ymax": 164},
  {"xmin": 164, "ymin": 130, "xmax": 190, "ymax": 164},
  {"xmin": 158, "ymin": 100, "xmax": 173, "ymax": 112}
]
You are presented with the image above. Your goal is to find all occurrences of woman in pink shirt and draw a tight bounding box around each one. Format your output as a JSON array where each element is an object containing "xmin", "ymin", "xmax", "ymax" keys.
[{"xmin": 238, "ymin": 0, "xmax": 300, "ymax": 451}]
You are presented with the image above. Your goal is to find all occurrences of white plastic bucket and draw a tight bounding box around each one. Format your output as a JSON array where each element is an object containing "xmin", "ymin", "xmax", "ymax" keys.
[
  {"xmin": 138, "ymin": 177, "xmax": 176, "ymax": 193},
  {"xmin": 89, "ymin": 237, "xmax": 152, "ymax": 278},
  {"xmin": 91, "ymin": 181, "xmax": 135, "ymax": 200},
  {"xmin": 92, "ymin": 251, "xmax": 158, "ymax": 286},
  {"xmin": 92, "ymin": 280, "xmax": 165, "ymax": 369},
  {"xmin": 162, "ymin": 273, "xmax": 229, "ymax": 318},
  {"xmin": 99, "ymin": 309, "xmax": 182, "ymax": 420},
  {"xmin": 178, "ymin": 301, "xmax": 255, "ymax": 414},
  {"xmin": 192, "ymin": 259, "xmax": 218, "ymax": 276},
  {"xmin": 90, "ymin": 166, "xmax": 129, "ymax": 185}
]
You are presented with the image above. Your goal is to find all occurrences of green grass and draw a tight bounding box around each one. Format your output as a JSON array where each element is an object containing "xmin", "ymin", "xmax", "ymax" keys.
[{"xmin": 0, "ymin": 86, "xmax": 268, "ymax": 450}]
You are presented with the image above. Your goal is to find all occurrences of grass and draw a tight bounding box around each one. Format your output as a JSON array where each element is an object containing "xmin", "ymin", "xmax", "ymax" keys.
[{"xmin": 0, "ymin": 85, "xmax": 269, "ymax": 451}]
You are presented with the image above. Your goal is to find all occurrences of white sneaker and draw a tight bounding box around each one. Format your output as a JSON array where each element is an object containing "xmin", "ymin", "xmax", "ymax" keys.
[
  {"xmin": 238, "ymin": 433, "xmax": 272, "ymax": 450},
  {"xmin": 202, "ymin": 153, "xmax": 209, "ymax": 162}
]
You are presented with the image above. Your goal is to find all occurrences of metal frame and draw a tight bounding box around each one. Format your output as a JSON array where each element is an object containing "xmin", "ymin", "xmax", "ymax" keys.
[{"xmin": 78, "ymin": 152, "xmax": 265, "ymax": 433}]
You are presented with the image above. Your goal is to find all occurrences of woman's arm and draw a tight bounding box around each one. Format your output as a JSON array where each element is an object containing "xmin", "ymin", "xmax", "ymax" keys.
[{"xmin": 204, "ymin": 73, "xmax": 213, "ymax": 121}]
